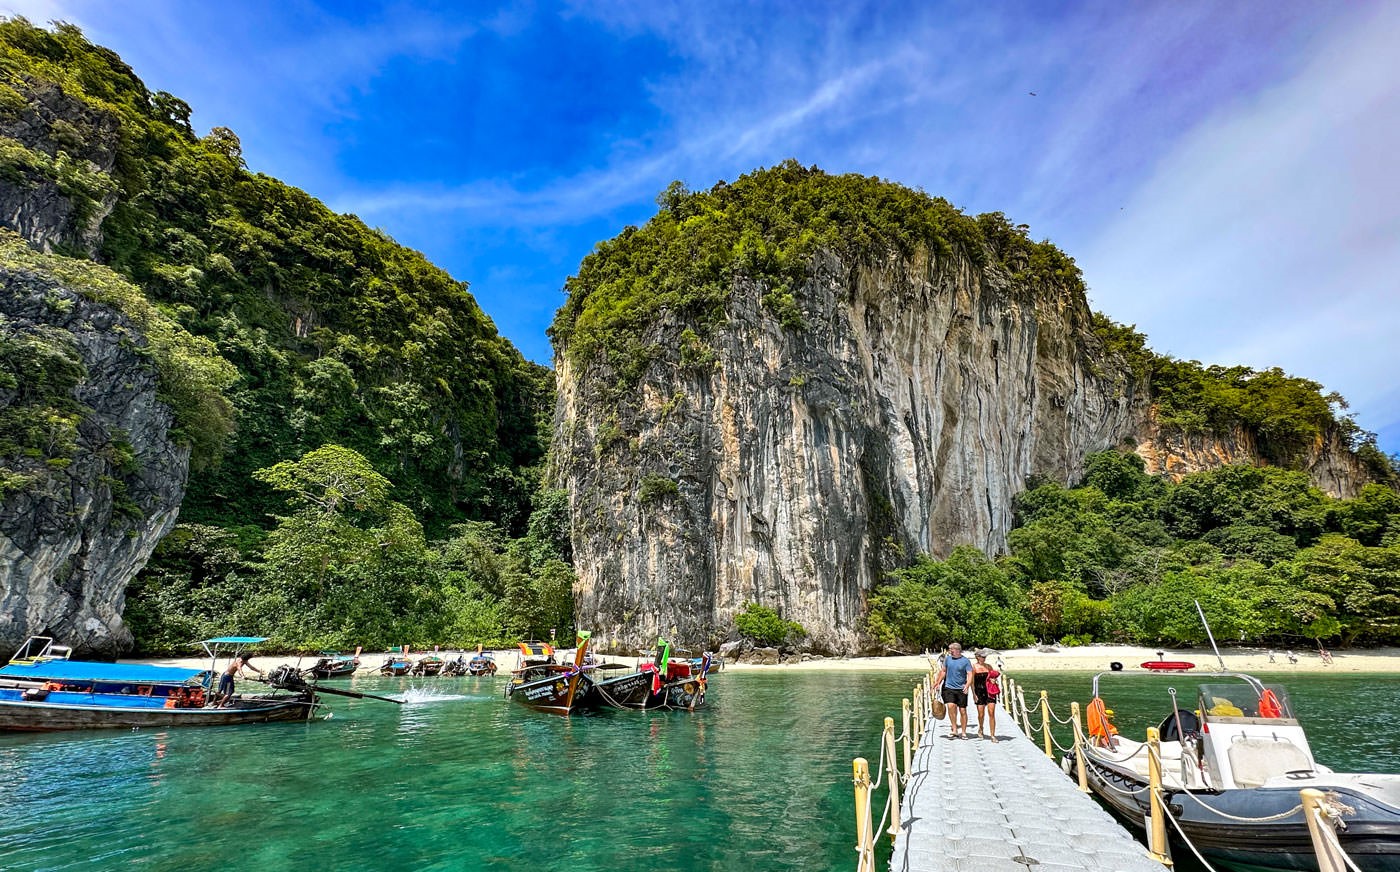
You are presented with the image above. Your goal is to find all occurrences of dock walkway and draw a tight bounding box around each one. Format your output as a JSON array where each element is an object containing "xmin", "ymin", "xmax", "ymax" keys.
[{"xmin": 890, "ymin": 699, "xmax": 1167, "ymax": 872}]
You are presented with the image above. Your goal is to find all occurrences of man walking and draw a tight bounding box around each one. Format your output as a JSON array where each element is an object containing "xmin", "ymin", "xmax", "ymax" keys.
[{"xmin": 934, "ymin": 642, "xmax": 973, "ymax": 739}]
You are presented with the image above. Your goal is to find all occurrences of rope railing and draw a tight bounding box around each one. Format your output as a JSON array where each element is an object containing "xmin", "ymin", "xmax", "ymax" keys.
[{"xmin": 857, "ymin": 669, "xmax": 1370, "ymax": 872}]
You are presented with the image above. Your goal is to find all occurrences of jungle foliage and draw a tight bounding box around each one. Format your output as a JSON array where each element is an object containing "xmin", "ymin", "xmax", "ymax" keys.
[
  {"xmin": 866, "ymin": 451, "xmax": 1400, "ymax": 651},
  {"xmin": 124, "ymin": 445, "xmax": 576, "ymax": 654},
  {"xmin": 0, "ymin": 18, "xmax": 552, "ymax": 537},
  {"xmin": 550, "ymin": 162, "xmax": 1083, "ymax": 390}
]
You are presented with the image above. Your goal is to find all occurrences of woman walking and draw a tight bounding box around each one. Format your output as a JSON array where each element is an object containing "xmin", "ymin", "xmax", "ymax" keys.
[{"xmin": 971, "ymin": 649, "xmax": 1000, "ymax": 741}]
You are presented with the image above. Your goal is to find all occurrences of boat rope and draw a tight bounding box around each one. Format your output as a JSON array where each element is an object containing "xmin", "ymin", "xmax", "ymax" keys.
[
  {"xmin": 1148, "ymin": 748, "xmax": 1304, "ymax": 823},
  {"xmin": 1156, "ymin": 786, "xmax": 1223, "ymax": 872},
  {"xmin": 869, "ymin": 731, "xmax": 889, "ymax": 791},
  {"xmin": 1309, "ymin": 807, "xmax": 1366, "ymax": 872}
]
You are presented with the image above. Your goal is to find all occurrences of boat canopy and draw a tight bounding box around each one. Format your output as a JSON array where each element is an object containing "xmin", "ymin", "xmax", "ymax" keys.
[{"xmin": 0, "ymin": 659, "xmax": 205, "ymax": 685}]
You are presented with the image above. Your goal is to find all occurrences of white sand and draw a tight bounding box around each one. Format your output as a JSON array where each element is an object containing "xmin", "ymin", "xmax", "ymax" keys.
[{"xmin": 135, "ymin": 645, "xmax": 1400, "ymax": 675}]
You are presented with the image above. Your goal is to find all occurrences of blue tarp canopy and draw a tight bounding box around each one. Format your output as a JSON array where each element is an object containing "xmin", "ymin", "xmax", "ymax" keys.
[
  {"xmin": 0, "ymin": 659, "xmax": 205, "ymax": 685},
  {"xmin": 198, "ymin": 637, "xmax": 268, "ymax": 645}
]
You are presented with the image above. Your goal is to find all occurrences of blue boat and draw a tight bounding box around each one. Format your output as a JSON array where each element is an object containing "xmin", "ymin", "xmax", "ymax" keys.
[{"xmin": 0, "ymin": 636, "xmax": 323, "ymax": 731}]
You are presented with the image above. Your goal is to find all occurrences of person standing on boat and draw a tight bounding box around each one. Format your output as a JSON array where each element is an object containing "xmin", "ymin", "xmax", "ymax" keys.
[
  {"xmin": 216, "ymin": 655, "xmax": 264, "ymax": 706},
  {"xmin": 971, "ymin": 649, "xmax": 1001, "ymax": 741},
  {"xmin": 934, "ymin": 642, "xmax": 972, "ymax": 739}
]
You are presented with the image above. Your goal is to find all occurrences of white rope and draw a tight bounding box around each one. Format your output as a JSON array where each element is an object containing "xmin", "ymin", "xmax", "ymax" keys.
[
  {"xmin": 1311, "ymin": 808, "xmax": 1366, "ymax": 872},
  {"xmin": 869, "ymin": 729, "xmax": 889, "ymax": 791},
  {"xmin": 1158, "ymin": 787, "xmax": 1223, "ymax": 872}
]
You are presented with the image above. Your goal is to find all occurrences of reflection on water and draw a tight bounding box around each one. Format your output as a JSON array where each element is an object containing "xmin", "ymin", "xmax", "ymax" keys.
[{"xmin": 0, "ymin": 671, "xmax": 1393, "ymax": 871}]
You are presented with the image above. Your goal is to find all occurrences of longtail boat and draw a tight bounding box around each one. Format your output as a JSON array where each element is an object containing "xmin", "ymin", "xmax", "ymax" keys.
[
  {"xmin": 466, "ymin": 646, "xmax": 497, "ymax": 676},
  {"xmin": 0, "ymin": 636, "xmax": 321, "ymax": 731},
  {"xmin": 305, "ymin": 647, "xmax": 361, "ymax": 679},
  {"xmin": 594, "ymin": 639, "xmax": 713, "ymax": 711},
  {"xmin": 412, "ymin": 654, "xmax": 446, "ymax": 677},
  {"xmin": 379, "ymin": 650, "xmax": 413, "ymax": 676},
  {"xmin": 505, "ymin": 634, "xmax": 596, "ymax": 714}
]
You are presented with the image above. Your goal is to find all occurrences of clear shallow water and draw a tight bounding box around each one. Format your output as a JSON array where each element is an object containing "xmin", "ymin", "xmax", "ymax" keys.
[
  {"xmin": 0, "ymin": 670, "xmax": 1395, "ymax": 871},
  {"xmin": 0, "ymin": 672, "xmax": 913, "ymax": 871}
]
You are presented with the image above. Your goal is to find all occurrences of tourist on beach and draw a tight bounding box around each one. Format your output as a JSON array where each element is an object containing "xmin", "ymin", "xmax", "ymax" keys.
[
  {"xmin": 972, "ymin": 649, "xmax": 1000, "ymax": 742},
  {"xmin": 216, "ymin": 655, "xmax": 264, "ymax": 706},
  {"xmin": 934, "ymin": 642, "xmax": 972, "ymax": 738}
]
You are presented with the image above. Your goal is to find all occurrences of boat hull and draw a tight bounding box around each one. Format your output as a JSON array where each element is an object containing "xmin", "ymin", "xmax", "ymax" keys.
[
  {"xmin": 506, "ymin": 669, "xmax": 597, "ymax": 714},
  {"xmin": 0, "ymin": 691, "xmax": 319, "ymax": 731},
  {"xmin": 1070, "ymin": 750, "xmax": 1400, "ymax": 872}
]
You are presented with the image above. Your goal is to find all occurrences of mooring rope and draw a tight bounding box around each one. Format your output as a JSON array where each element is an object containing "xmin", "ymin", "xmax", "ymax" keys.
[
  {"xmin": 1311, "ymin": 807, "xmax": 1366, "ymax": 872},
  {"xmin": 1158, "ymin": 786, "xmax": 1223, "ymax": 872}
]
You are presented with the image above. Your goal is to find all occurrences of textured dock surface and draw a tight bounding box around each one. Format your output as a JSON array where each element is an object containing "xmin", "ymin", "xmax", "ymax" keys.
[{"xmin": 890, "ymin": 700, "xmax": 1167, "ymax": 872}]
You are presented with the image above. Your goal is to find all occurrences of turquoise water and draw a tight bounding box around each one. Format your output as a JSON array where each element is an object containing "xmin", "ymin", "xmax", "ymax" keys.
[{"xmin": 0, "ymin": 670, "xmax": 1395, "ymax": 871}]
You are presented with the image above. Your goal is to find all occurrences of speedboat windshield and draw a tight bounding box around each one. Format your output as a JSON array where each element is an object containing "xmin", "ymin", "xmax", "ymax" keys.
[{"xmin": 1199, "ymin": 683, "xmax": 1295, "ymax": 721}]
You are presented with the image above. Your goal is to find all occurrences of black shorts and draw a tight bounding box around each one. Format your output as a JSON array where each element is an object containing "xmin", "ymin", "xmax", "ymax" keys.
[
  {"xmin": 973, "ymin": 686, "xmax": 992, "ymax": 706},
  {"xmin": 941, "ymin": 686, "xmax": 967, "ymax": 707}
]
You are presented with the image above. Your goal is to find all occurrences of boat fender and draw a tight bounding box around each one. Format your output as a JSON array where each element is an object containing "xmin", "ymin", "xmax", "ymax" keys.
[{"xmin": 1109, "ymin": 661, "xmax": 1123, "ymax": 672}]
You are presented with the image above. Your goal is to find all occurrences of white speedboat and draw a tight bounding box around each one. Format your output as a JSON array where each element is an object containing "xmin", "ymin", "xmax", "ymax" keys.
[{"xmin": 1065, "ymin": 671, "xmax": 1400, "ymax": 871}]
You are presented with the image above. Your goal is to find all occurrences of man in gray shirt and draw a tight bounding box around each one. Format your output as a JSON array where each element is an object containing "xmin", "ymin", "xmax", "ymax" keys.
[{"xmin": 934, "ymin": 642, "xmax": 972, "ymax": 738}]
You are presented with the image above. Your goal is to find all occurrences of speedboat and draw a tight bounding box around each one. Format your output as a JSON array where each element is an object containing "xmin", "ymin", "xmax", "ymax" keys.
[{"xmin": 1065, "ymin": 671, "xmax": 1400, "ymax": 871}]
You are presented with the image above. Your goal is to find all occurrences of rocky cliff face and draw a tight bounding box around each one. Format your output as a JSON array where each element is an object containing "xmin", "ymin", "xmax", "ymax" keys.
[
  {"xmin": 0, "ymin": 77, "xmax": 120, "ymax": 256},
  {"xmin": 0, "ymin": 267, "xmax": 188, "ymax": 657},
  {"xmin": 1134, "ymin": 413, "xmax": 1368, "ymax": 499},
  {"xmin": 554, "ymin": 246, "xmax": 1144, "ymax": 653}
]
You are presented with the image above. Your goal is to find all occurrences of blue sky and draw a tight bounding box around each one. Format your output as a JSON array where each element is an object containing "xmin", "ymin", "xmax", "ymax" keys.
[{"xmin": 10, "ymin": 1, "xmax": 1400, "ymax": 452}]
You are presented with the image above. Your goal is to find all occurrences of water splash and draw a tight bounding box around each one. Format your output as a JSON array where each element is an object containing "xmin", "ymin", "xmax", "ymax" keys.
[{"xmin": 395, "ymin": 685, "xmax": 468, "ymax": 704}]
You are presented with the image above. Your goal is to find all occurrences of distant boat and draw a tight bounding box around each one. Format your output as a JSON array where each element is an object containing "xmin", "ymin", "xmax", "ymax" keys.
[
  {"xmin": 0, "ymin": 636, "xmax": 321, "ymax": 731},
  {"xmin": 466, "ymin": 647, "xmax": 497, "ymax": 677},
  {"xmin": 379, "ymin": 651, "xmax": 413, "ymax": 676},
  {"xmin": 412, "ymin": 654, "xmax": 446, "ymax": 677},
  {"xmin": 305, "ymin": 647, "xmax": 360, "ymax": 679}
]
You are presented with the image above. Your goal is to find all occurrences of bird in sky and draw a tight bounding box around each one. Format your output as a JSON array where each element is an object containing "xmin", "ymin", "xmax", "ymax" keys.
[{"xmin": 1028, "ymin": 91, "xmax": 1037, "ymax": 96}]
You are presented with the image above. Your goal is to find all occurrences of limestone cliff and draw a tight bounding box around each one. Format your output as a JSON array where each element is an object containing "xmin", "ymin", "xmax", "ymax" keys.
[
  {"xmin": 0, "ymin": 76, "xmax": 120, "ymax": 256},
  {"xmin": 0, "ymin": 265, "xmax": 189, "ymax": 656},
  {"xmin": 1134, "ymin": 414, "xmax": 1369, "ymax": 499},
  {"xmin": 552, "ymin": 178, "xmax": 1145, "ymax": 652}
]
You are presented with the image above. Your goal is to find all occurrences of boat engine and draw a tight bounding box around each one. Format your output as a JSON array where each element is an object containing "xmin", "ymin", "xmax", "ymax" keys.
[{"xmin": 267, "ymin": 664, "xmax": 311, "ymax": 691}]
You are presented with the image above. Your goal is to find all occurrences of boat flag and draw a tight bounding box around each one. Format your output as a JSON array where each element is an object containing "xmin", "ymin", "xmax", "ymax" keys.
[{"xmin": 652, "ymin": 638, "xmax": 671, "ymax": 695}]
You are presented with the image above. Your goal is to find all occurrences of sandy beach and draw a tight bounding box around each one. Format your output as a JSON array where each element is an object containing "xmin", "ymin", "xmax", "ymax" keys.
[{"xmin": 136, "ymin": 644, "xmax": 1400, "ymax": 676}]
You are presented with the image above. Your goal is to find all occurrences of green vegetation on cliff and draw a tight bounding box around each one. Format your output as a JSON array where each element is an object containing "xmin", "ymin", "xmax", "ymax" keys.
[
  {"xmin": 551, "ymin": 162, "xmax": 1083, "ymax": 385},
  {"xmin": 0, "ymin": 20, "xmax": 565, "ymax": 653},
  {"xmin": 867, "ymin": 451, "xmax": 1400, "ymax": 650},
  {"xmin": 0, "ymin": 18, "xmax": 551, "ymax": 536}
]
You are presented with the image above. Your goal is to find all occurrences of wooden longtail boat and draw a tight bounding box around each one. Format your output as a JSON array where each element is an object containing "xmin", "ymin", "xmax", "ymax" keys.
[
  {"xmin": 0, "ymin": 636, "xmax": 321, "ymax": 731},
  {"xmin": 593, "ymin": 640, "xmax": 713, "ymax": 712},
  {"xmin": 412, "ymin": 655, "xmax": 446, "ymax": 677},
  {"xmin": 305, "ymin": 647, "xmax": 361, "ymax": 679},
  {"xmin": 505, "ymin": 634, "xmax": 597, "ymax": 714}
]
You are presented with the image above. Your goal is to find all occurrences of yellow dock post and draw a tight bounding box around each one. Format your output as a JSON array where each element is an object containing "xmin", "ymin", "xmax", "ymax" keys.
[
  {"xmin": 901, "ymin": 698, "xmax": 912, "ymax": 778},
  {"xmin": 1145, "ymin": 727, "xmax": 1173, "ymax": 866},
  {"xmin": 1070, "ymin": 701, "xmax": 1090, "ymax": 793},
  {"xmin": 853, "ymin": 757, "xmax": 874, "ymax": 872},
  {"xmin": 1039, "ymin": 690, "xmax": 1054, "ymax": 759},
  {"xmin": 1004, "ymin": 677, "xmax": 1015, "ymax": 720},
  {"xmin": 883, "ymin": 717, "xmax": 902, "ymax": 841},
  {"xmin": 1018, "ymin": 686, "xmax": 1032, "ymax": 736},
  {"xmin": 1300, "ymin": 788, "xmax": 1347, "ymax": 872},
  {"xmin": 913, "ymin": 685, "xmax": 923, "ymax": 739}
]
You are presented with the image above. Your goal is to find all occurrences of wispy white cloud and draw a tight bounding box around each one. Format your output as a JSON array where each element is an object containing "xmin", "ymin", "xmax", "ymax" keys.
[{"xmin": 1079, "ymin": 3, "xmax": 1400, "ymax": 438}]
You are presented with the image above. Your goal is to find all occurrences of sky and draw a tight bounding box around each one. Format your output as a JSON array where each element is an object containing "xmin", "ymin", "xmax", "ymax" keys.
[{"xmin": 7, "ymin": 0, "xmax": 1399, "ymax": 452}]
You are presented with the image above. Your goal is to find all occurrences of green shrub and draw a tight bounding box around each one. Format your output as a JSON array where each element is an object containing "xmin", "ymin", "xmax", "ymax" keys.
[{"xmin": 735, "ymin": 602, "xmax": 805, "ymax": 647}]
